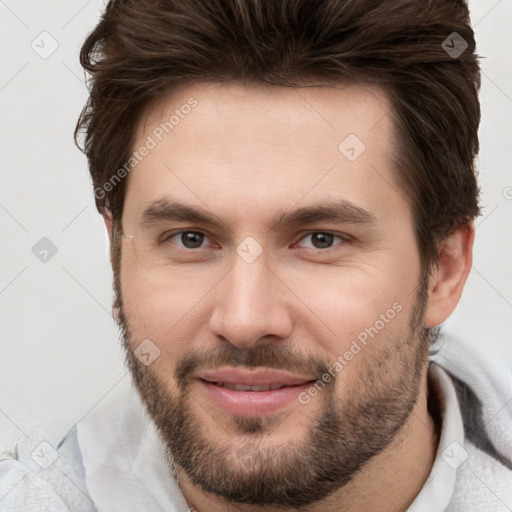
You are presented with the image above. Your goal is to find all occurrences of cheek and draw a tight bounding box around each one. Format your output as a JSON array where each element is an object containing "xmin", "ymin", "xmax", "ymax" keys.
[
  {"xmin": 119, "ymin": 253, "xmax": 218, "ymax": 346},
  {"xmin": 283, "ymin": 258, "xmax": 419, "ymax": 353},
  {"xmin": 298, "ymin": 264, "xmax": 412, "ymax": 311}
]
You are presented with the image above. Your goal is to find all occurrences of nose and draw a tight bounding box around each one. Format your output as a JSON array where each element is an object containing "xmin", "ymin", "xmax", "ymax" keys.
[{"xmin": 209, "ymin": 252, "xmax": 293, "ymax": 348}]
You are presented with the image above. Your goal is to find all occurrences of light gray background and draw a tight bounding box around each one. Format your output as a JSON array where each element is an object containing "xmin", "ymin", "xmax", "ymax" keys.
[{"xmin": 1, "ymin": 0, "xmax": 511, "ymax": 448}]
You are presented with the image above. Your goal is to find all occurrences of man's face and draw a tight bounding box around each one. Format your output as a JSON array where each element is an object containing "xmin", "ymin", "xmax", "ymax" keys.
[{"xmin": 115, "ymin": 82, "xmax": 430, "ymax": 507}]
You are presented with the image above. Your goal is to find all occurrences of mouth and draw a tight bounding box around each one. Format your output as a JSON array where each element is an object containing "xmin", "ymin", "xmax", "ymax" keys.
[
  {"xmin": 197, "ymin": 367, "xmax": 315, "ymax": 387},
  {"xmin": 201, "ymin": 381, "xmax": 303, "ymax": 391},
  {"xmin": 195, "ymin": 369, "xmax": 316, "ymax": 416}
]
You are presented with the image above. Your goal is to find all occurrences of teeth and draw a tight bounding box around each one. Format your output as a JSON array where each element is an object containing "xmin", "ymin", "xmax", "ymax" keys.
[{"xmin": 217, "ymin": 382, "xmax": 286, "ymax": 391}]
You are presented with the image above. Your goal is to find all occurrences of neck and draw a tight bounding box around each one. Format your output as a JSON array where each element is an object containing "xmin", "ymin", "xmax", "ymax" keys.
[{"xmin": 177, "ymin": 366, "xmax": 440, "ymax": 512}]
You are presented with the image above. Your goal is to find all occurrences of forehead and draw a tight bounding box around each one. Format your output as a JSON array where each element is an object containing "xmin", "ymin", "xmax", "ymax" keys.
[
  {"xmin": 124, "ymin": 81, "xmax": 405, "ymax": 227},
  {"xmin": 137, "ymin": 81, "xmax": 393, "ymax": 158}
]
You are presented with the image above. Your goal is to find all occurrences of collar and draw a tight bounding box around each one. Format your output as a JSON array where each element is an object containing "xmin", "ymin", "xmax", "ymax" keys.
[
  {"xmin": 406, "ymin": 363, "xmax": 465, "ymax": 511},
  {"xmin": 77, "ymin": 381, "xmax": 190, "ymax": 512}
]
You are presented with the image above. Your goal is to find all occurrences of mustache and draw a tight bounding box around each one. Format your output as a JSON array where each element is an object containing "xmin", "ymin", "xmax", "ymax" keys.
[{"xmin": 174, "ymin": 342, "xmax": 330, "ymax": 392}]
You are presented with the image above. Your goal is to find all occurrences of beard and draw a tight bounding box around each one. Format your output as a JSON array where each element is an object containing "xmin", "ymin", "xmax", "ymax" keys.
[{"xmin": 112, "ymin": 232, "xmax": 431, "ymax": 509}]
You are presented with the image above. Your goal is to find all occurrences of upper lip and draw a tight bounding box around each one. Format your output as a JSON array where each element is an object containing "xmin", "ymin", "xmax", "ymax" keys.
[{"xmin": 197, "ymin": 367, "xmax": 315, "ymax": 387}]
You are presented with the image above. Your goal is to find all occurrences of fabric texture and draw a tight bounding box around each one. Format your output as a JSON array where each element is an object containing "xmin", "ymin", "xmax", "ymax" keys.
[{"xmin": 1, "ymin": 335, "xmax": 511, "ymax": 511}]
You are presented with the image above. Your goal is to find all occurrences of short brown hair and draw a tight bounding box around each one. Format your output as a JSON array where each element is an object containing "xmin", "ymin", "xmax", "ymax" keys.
[{"xmin": 76, "ymin": 0, "xmax": 481, "ymax": 274}]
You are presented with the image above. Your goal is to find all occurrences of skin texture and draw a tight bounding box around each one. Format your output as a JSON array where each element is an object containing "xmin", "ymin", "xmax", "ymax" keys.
[{"xmin": 103, "ymin": 82, "xmax": 474, "ymax": 511}]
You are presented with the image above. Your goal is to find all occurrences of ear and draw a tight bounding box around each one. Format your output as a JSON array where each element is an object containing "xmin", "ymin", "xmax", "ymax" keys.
[
  {"xmin": 424, "ymin": 223, "xmax": 475, "ymax": 327},
  {"xmin": 102, "ymin": 208, "xmax": 114, "ymax": 262}
]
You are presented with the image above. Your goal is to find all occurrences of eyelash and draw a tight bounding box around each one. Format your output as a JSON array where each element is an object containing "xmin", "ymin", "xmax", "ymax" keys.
[{"xmin": 161, "ymin": 230, "xmax": 351, "ymax": 252}]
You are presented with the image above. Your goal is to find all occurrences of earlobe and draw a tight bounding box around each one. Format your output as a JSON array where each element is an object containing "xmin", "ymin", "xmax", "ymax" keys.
[
  {"xmin": 424, "ymin": 223, "xmax": 475, "ymax": 327},
  {"xmin": 102, "ymin": 208, "xmax": 114, "ymax": 266},
  {"xmin": 102, "ymin": 208, "xmax": 114, "ymax": 245}
]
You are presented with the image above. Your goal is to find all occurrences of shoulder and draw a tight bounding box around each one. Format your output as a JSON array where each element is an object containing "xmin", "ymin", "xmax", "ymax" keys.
[
  {"xmin": 431, "ymin": 335, "xmax": 512, "ymax": 510},
  {"xmin": 445, "ymin": 442, "xmax": 512, "ymax": 511},
  {"xmin": 431, "ymin": 335, "xmax": 512, "ymax": 439},
  {"xmin": 0, "ymin": 426, "xmax": 97, "ymax": 512}
]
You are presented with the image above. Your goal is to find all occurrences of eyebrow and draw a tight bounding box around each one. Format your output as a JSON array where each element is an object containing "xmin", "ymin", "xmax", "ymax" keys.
[
  {"xmin": 140, "ymin": 199, "xmax": 232, "ymax": 231},
  {"xmin": 140, "ymin": 198, "xmax": 377, "ymax": 231}
]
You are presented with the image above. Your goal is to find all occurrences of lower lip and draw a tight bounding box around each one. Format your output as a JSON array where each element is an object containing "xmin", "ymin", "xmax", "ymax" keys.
[{"xmin": 197, "ymin": 379, "xmax": 314, "ymax": 416}]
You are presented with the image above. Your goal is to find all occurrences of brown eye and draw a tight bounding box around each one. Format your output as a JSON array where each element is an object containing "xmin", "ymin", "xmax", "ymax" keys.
[
  {"xmin": 165, "ymin": 231, "xmax": 207, "ymax": 249},
  {"xmin": 297, "ymin": 232, "xmax": 346, "ymax": 250},
  {"xmin": 310, "ymin": 233, "xmax": 334, "ymax": 249}
]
